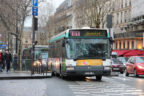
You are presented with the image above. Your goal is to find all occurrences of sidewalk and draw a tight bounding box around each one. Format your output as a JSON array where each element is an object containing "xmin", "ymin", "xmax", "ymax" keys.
[{"xmin": 0, "ymin": 70, "xmax": 52, "ymax": 80}]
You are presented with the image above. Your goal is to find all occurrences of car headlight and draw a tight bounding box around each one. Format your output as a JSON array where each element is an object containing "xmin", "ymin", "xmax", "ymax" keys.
[
  {"xmin": 66, "ymin": 66, "xmax": 74, "ymax": 70},
  {"xmin": 137, "ymin": 65, "xmax": 144, "ymax": 69}
]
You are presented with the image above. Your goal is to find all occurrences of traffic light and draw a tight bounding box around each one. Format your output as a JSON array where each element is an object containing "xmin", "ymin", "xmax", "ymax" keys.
[
  {"xmin": 34, "ymin": 17, "xmax": 38, "ymax": 31},
  {"xmin": 107, "ymin": 15, "xmax": 112, "ymax": 28}
]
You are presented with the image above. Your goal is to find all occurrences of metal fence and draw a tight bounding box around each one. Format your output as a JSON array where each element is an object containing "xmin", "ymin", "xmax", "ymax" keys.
[{"xmin": 10, "ymin": 59, "xmax": 49, "ymax": 75}]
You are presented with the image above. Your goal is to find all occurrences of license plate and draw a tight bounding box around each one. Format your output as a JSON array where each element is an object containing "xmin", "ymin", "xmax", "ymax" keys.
[
  {"xmin": 113, "ymin": 68, "xmax": 119, "ymax": 70},
  {"xmin": 85, "ymin": 72, "xmax": 94, "ymax": 75}
]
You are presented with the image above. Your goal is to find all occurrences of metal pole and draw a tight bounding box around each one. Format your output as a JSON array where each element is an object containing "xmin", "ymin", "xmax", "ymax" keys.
[
  {"xmin": 16, "ymin": 5, "xmax": 18, "ymax": 54},
  {"xmin": 8, "ymin": 32, "xmax": 9, "ymax": 50},
  {"xmin": 31, "ymin": 16, "xmax": 36, "ymax": 75}
]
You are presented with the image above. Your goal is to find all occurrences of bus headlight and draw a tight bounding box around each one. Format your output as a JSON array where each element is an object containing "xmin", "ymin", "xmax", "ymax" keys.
[{"xmin": 66, "ymin": 66, "xmax": 74, "ymax": 70}]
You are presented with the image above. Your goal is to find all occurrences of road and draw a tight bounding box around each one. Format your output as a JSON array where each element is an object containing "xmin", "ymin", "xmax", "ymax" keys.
[{"xmin": 0, "ymin": 74, "xmax": 144, "ymax": 96}]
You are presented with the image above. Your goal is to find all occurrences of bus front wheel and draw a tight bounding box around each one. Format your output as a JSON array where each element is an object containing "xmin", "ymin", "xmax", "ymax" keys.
[{"xmin": 96, "ymin": 75, "xmax": 102, "ymax": 81}]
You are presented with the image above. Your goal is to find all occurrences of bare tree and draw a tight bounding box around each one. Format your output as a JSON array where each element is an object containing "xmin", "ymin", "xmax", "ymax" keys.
[
  {"xmin": 74, "ymin": 0, "xmax": 113, "ymax": 28},
  {"xmin": 37, "ymin": 1, "xmax": 54, "ymax": 45},
  {"xmin": 0, "ymin": 0, "xmax": 33, "ymax": 70}
]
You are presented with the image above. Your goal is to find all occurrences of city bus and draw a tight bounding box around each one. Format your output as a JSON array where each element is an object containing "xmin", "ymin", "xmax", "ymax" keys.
[
  {"xmin": 22, "ymin": 45, "xmax": 49, "ymax": 71},
  {"xmin": 48, "ymin": 28, "xmax": 112, "ymax": 80}
]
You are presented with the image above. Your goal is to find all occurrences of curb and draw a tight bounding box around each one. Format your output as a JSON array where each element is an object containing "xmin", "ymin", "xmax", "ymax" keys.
[{"xmin": 0, "ymin": 75, "xmax": 52, "ymax": 80}]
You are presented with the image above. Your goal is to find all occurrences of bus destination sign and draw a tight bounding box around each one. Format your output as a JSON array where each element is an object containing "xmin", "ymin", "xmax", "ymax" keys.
[{"xmin": 69, "ymin": 30, "xmax": 107, "ymax": 37}]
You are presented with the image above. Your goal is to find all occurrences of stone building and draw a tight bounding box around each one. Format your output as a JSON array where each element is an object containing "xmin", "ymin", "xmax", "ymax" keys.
[
  {"xmin": 54, "ymin": 0, "xmax": 73, "ymax": 35},
  {"xmin": 46, "ymin": 0, "xmax": 73, "ymax": 39},
  {"xmin": 36, "ymin": 27, "xmax": 48, "ymax": 45},
  {"xmin": 22, "ymin": 27, "xmax": 32, "ymax": 49},
  {"xmin": 113, "ymin": 0, "xmax": 144, "ymax": 50},
  {"xmin": 129, "ymin": 0, "xmax": 144, "ymax": 49},
  {"xmin": 112, "ymin": 0, "xmax": 132, "ymax": 50}
]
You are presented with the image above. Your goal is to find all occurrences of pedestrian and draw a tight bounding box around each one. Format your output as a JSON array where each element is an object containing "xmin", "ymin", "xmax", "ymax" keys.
[
  {"xmin": 4, "ymin": 49, "xmax": 12, "ymax": 74},
  {"xmin": 0, "ymin": 50, "xmax": 4, "ymax": 72},
  {"xmin": 12, "ymin": 53, "xmax": 17, "ymax": 72},
  {"xmin": 2, "ymin": 51, "xmax": 6, "ymax": 70}
]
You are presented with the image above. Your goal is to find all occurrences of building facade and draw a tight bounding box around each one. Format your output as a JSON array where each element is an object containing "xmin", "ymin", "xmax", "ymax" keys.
[
  {"xmin": 54, "ymin": 0, "xmax": 73, "ymax": 35},
  {"xmin": 22, "ymin": 27, "xmax": 32, "ymax": 49},
  {"xmin": 112, "ymin": 0, "xmax": 132, "ymax": 50},
  {"xmin": 113, "ymin": 0, "xmax": 144, "ymax": 50}
]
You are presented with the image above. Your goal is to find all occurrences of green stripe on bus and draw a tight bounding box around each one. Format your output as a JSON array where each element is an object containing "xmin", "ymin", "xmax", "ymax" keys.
[
  {"xmin": 107, "ymin": 31, "xmax": 110, "ymax": 38},
  {"xmin": 49, "ymin": 34, "xmax": 66, "ymax": 43}
]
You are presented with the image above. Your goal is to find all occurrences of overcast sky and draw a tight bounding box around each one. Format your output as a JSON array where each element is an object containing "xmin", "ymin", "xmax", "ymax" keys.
[
  {"xmin": 53, "ymin": 0, "xmax": 65, "ymax": 9},
  {"xmin": 24, "ymin": 0, "xmax": 65, "ymax": 27}
]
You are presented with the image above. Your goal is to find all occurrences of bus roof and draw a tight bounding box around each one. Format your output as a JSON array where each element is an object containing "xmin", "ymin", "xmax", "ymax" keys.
[{"xmin": 49, "ymin": 28, "xmax": 109, "ymax": 43}]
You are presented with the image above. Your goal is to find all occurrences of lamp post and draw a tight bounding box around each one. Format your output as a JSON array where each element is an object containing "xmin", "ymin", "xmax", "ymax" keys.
[{"xmin": 32, "ymin": 0, "xmax": 38, "ymax": 75}]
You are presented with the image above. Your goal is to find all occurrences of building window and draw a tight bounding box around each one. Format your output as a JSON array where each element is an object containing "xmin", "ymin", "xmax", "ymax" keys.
[
  {"xmin": 25, "ymin": 40, "xmax": 28, "ymax": 43},
  {"xmin": 125, "ymin": 0, "xmax": 127, "ymax": 7},
  {"xmin": 129, "ymin": 0, "xmax": 131, "ymax": 6}
]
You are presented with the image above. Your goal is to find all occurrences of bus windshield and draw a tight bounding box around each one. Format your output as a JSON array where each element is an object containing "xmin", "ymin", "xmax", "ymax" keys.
[{"xmin": 66, "ymin": 39, "xmax": 110, "ymax": 60}]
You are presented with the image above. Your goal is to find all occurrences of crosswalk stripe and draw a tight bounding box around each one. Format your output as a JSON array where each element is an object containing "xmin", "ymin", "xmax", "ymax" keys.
[{"xmin": 68, "ymin": 77, "xmax": 144, "ymax": 96}]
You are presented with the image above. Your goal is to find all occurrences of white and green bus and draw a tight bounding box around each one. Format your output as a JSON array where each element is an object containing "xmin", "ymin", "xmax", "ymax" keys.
[{"xmin": 48, "ymin": 28, "xmax": 112, "ymax": 80}]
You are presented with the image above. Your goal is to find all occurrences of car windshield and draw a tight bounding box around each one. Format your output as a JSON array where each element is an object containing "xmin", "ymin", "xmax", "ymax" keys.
[
  {"xmin": 66, "ymin": 39, "xmax": 110, "ymax": 59},
  {"xmin": 118, "ymin": 57, "xmax": 128, "ymax": 63},
  {"xmin": 112, "ymin": 59, "xmax": 123, "ymax": 64},
  {"xmin": 136, "ymin": 57, "xmax": 144, "ymax": 63}
]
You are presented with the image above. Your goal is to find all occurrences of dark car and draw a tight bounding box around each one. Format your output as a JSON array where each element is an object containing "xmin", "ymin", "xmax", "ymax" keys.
[
  {"xmin": 112, "ymin": 58, "xmax": 125, "ymax": 74},
  {"xmin": 118, "ymin": 57, "xmax": 129, "ymax": 66},
  {"xmin": 126, "ymin": 56, "xmax": 144, "ymax": 77}
]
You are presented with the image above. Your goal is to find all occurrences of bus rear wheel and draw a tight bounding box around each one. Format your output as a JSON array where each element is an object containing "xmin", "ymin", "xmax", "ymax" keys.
[{"xmin": 96, "ymin": 75, "xmax": 102, "ymax": 81}]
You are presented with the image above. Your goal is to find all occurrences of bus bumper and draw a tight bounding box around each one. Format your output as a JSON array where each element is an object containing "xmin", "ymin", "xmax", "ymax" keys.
[{"xmin": 65, "ymin": 66, "xmax": 110, "ymax": 76}]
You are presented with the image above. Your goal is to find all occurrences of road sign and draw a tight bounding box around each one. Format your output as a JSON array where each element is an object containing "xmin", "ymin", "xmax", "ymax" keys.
[
  {"xmin": 32, "ymin": 5, "xmax": 38, "ymax": 16},
  {"xmin": 32, "ymin": 7, "xmax": 38, "ymax": 16},
  {"xmin": 32, "ymin": 7, "xmax": 38, "ymax": 12},
  {"xmin": 1, "ymin": 44, "xmax": 8, "ymax": 47},
  {"xmin": 33, "ymin": 0, "xmax": 38, "ymax": 7},
  {"xmin": 32, "ymin": 11, "xmax": 38, "ymax": 16}
]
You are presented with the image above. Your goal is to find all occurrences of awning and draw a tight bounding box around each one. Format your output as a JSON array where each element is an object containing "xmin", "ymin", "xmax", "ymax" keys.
[
  {"xmin": 112, "ymin": 50, "xmax": 130, "ymax": 56},
  {"xmin": 124, "ymin": 50, "xmax": 144, "ymax": 57}
]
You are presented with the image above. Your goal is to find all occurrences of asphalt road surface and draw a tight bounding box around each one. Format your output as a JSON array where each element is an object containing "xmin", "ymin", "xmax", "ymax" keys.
[{"xmin": 1, "ymin": 74, "xmax": 144, "ymax": 96}]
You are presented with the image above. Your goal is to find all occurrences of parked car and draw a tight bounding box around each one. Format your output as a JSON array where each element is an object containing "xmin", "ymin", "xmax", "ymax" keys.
[
  {"xmin": 118, "ymin": 57, "xmax": 129, "ymax": 67},
  {"xmin": 111, "ymin": 58, "xmax": 125, "ymax": 74},
  {"xmin": 125, "ymin": 56, "xmax": 144, "ymax": 77}
]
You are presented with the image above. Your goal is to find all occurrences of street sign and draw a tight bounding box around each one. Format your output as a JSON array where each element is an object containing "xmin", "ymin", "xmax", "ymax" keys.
[
  {"xmin": 32, "ymin": 11, "xmax": 38, "ymax": 16},
  {"xmin": 33, "ymin": 0, "xmax": 38, "ymax": 7},
  {"xmin": 1, "ymin": 44, "xmax": 8, "ymax": 47},
  {"xmin": 32, "ymin": 7, "xmax": 38, "ymax": 12},
  {"xmin": 32, "ymin": 7, "xmax": 38, "ymax": 16},
  {"xmin": 0, "ymin": 46, "xmax": 6, "ymax": 49}
]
